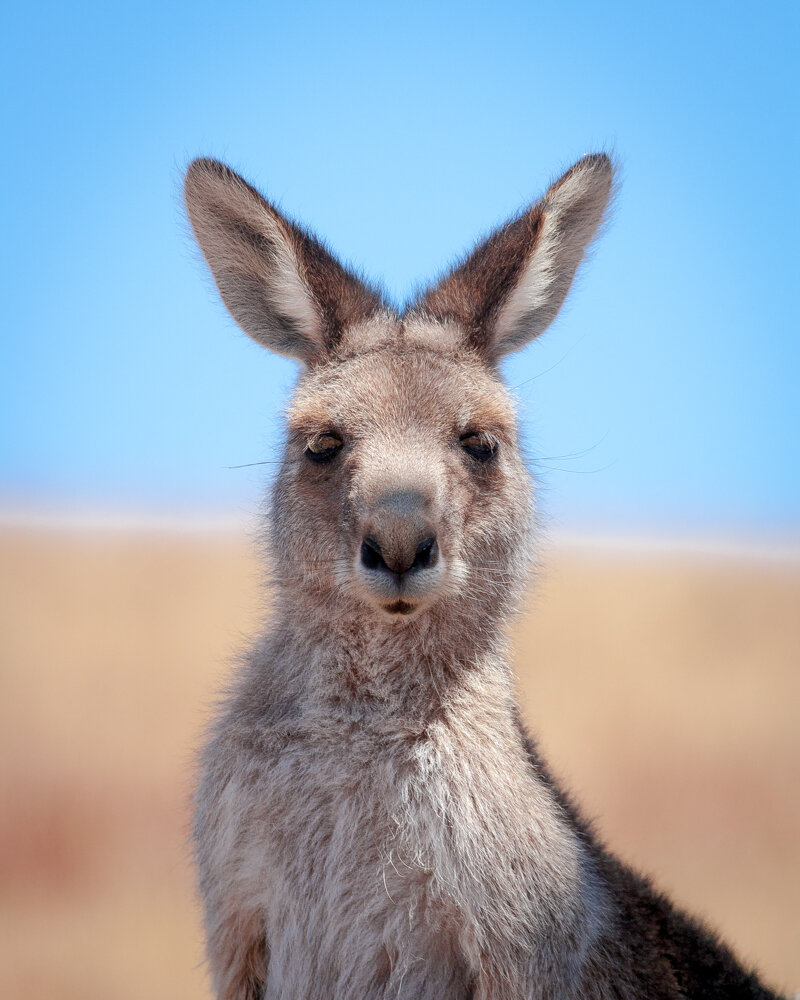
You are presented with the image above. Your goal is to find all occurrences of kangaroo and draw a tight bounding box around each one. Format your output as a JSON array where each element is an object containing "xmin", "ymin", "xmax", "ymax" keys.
[{"xmin": 185, "ymin": 154, "xmax": 783, "ymax": 1000}]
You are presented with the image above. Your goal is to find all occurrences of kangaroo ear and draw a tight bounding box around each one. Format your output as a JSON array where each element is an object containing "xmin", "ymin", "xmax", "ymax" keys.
[
  {"xmin": 184, "ymin": 158, "xmax": 384, "ymax": 363},
  {"xmin": 416, "ymin": 154, "xmax": 617, "ymax": 361}
]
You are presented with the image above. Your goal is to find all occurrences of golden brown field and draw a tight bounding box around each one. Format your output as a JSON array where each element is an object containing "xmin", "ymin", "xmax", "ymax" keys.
[{"xmin": 1, "ymin": 525, "xmax": 797, "ymax": 998}]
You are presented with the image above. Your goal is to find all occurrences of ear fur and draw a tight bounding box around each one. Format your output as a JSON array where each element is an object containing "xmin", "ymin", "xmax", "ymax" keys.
[
  {"xmin": 414, "ymin": 153, "xmax": 617, "ymax": 360},
  {"xmin": 184, "ymin": 158, "xmax": 385, "ymax": 363}
]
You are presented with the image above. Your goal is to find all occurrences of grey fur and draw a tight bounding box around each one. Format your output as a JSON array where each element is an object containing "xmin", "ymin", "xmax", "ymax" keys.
[{"xmin": 185, "ymin": 155, "xmax": 781, "ymax": 1000}]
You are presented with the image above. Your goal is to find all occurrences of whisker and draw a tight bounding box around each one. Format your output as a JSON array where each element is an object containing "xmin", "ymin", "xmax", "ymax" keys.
[
  {"xmin": 534, "ymin": 462, "xmax": 615, "ymax": 475},
  {"xmin": 274, "ymin": 559, "xmax": 521, "ymax": 572},
  {"xmin": 533, "ymin": 432, "xmax": 609, "ymax": 463},
  {"xmin": 227, "ymin": 460, "xmax": 283, "ymax": 469},
  {"xmin": 511, "ymin": 334, "xmax": 587, "ymax": 390}
]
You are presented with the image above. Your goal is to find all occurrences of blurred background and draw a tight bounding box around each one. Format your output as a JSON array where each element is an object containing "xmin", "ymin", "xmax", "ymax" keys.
[{"xmin": 1, "ymin": 1, "xmax": 798, "ymax": 997}]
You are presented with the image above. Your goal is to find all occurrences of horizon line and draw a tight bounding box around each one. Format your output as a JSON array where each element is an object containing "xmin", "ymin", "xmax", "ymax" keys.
[{"xmin": 1, "ymin": 506, "xmax": 798, "ymax": 565}]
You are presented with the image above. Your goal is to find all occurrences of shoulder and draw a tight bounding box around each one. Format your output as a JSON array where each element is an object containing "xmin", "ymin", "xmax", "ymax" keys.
[{"xmin": 195, "ymin": 638, "xmax": 305, "ymax": 795}]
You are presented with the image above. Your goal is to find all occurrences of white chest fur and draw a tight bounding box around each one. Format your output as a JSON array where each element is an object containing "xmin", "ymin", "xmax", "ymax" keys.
[{"xmin": 207, "ymin": 688, "xmax": 599, "ymax": 1000}]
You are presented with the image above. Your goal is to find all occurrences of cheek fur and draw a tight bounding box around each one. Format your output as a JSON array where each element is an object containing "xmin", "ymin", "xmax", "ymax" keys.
[
  {"xmin": 447, "ymin": 453, "xmax": 531, "ymax": 561},
  {"xmin": 272, "ymin": 458, "xmax": 354, "ymax": 573}
]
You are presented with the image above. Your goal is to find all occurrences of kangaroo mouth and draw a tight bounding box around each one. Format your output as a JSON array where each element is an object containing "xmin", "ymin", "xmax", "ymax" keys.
[{"xmin": 382, "ymin": 599, "xmax": 416, "ymax": 616}]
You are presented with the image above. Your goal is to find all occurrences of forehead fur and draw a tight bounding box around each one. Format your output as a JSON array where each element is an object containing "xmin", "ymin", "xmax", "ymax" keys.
[{"xmin": 287, "ymin": 343, "xmax": 517, "ymax": 435}]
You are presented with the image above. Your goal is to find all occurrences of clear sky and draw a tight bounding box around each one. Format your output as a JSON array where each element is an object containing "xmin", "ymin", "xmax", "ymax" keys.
[{"xmin": 2, "ymin": 0, "xmax": 798, "ymax": 536}]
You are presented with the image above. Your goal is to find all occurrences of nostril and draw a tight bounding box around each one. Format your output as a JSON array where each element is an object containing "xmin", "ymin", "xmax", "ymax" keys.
[
  {"xmin": 360, "ymin": 537, "xmax": 385, "ymax": 571},
  {"xmin": 411, "ymin": 536, "xmax": 438, "ymax": 572}
]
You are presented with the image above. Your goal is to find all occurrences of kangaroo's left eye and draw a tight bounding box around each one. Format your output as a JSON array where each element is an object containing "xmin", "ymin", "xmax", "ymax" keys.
[
  {"xmin": 460, "ymin": 431, "xmax": 498, "ymax": 463},
  {"xmin": 305, "ymin": 432, "xmax": 343, "ymax": 463}
]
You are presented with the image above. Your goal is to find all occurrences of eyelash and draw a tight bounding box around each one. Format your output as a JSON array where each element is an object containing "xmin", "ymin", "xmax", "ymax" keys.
[
  {"xmin": 304, "ymin": 432, "xmax": 343, "ymax": 463},
  {"xmin": 460, "ymin": 431, "xmax": 498, "ymax": 462}
]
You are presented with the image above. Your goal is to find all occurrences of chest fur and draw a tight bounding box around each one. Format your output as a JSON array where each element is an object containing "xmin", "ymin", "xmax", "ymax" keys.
[{"xmin": 231, "ymin": 710, "xmax": 593, "ymax": 998}]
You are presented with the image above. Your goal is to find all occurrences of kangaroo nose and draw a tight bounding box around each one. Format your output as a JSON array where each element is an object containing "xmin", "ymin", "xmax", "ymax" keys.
[
  {"xmin": 359, "ymin": 488, "xmax": 439, "ymax": 579},
  {"xmin": 360, "ymin": 534, "xmax": 438, "ymax": 576}
]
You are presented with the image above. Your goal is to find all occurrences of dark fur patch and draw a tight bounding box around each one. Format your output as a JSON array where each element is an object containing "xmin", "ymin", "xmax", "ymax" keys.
[
  {"xmin": 512, "ymin": 711, "xmax": 783, "ymax": 999},
  {"xmin": 411, "ymin": 205, "xmax": 544, "ymax": 351},
  {"xmin": 288, "ymin": 224, "xmax": 389, "ymax": 344}
]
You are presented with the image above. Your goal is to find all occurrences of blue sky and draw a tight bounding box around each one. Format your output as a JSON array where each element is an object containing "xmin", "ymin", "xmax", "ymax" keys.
[{"xmin": 2, "ymin": 0, "xmax": 798, "ymax": 535}]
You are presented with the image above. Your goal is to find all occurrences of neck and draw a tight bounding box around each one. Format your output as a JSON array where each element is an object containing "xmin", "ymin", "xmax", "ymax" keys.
[{"xmin": 270, "ymin": 580, "xmax": 520, "ymax": 727}]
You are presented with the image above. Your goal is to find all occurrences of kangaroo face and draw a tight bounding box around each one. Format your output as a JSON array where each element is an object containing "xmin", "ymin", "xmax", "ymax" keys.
[
  {"xmin": 184, "ymin": 153, "xmax": 614, "ymax": 620},
  {"xmin": 275, "ymin": 343, "xmax": 528, "ymax": 618}
]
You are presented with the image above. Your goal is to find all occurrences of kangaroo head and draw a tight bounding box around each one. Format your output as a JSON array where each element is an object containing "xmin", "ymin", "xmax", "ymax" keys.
[{"xmin": 185, "ymin": 155, "xmax": 615, "ymax": 622}]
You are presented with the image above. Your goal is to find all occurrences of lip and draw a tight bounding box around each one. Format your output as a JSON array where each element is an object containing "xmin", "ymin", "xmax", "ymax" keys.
[
  {"xmin": 382, "ymin": 599, "xmax": 417, "ymax": 616},
  {"xmin": 355, "ymin": 553, "xmax": 447, "ymax": 615}
]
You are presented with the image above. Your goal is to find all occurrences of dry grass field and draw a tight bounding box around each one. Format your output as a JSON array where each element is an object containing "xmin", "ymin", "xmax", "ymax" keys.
[{"xmin": 1, "ymin": 525, "xmax": 797, "ymax": 998}]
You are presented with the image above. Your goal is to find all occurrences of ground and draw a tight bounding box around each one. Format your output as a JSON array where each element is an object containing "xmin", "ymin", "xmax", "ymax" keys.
[{"xmin": 0, "ymin": 526, "xmax": 797, "ymax": 999}]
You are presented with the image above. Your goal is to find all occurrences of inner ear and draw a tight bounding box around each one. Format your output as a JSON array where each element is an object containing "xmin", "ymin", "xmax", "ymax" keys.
[
  {"xmin": 411, "ymin": 153, "xmax": 617, "ymax": 361},
  {"xmin": 184, "ymin": 158, "xmax": 388, "ymax": 363}
]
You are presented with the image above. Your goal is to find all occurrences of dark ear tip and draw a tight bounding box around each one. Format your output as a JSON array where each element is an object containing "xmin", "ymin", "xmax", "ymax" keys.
[
  {"xmin": 580, "ymin": 151, "xmax": 611, "ymax": 167},
  {"xmin": 184, "ymin": 157, "xmax": 236, "ymax": 198},
  {"xmin": 575, "ymin": 152, "xmax": 617, "ymax": 181},
  {"xmin": 186, "ymin": 156, "xmax": 227, "ymax": 176}
]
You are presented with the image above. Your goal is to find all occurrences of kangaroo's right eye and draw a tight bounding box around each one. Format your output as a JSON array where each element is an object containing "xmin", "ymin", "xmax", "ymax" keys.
[
  {"xmin": 460, "ymin": 431, "xmax": 498, "ymax": 463},
  {"xmin": 305, "ymin": 432, "xmax": 343, "ymax": 463}
]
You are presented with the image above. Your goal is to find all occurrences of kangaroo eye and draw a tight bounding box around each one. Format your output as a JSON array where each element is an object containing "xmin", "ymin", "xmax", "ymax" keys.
[
  {"xmin": 460, "ymin": 431, "xmax": 498, "ymax": 462},
  {"xmin": 305, "ymin": 432, "xmax": 343, "ymax": 463}
]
